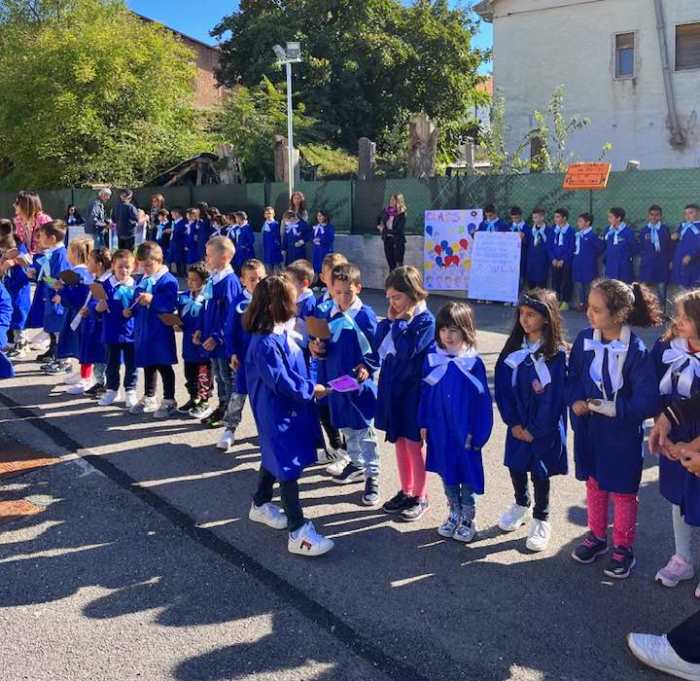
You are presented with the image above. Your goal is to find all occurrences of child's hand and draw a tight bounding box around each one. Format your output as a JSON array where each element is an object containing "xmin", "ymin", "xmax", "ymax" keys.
[
  {"xmin": 511, "ymin": 425, "xmax": 530, "ymax": 442},
  {"xmin": 294, "ymin": 240, "xmax": 304, "ymax": 248},
  {"xmin": 681, "ymin": 451, "xmax": 700, "ymax": 476},
  {"xmin": 572, "ymin": 400, "xmax": 589, "ymax": 417},
  {"xmin": 79, "ymin": 307, "xmax": 89, "ymax": 318},
  {"xmin": 52, "ymin": 280, "xmax": 64, "ymax": 290},
  {"xmin": 308, "ymin": 338, "xmax": 326, "ymax": 357},
  {"xmin": 354, "ymin": 364, "xmax": 370, "ymax": 382},
  {"xmin": 26, "ymin": 268, "xmax": 36, "ymax": 280},
  {"xmin": 313, "ymin": 384, "xmax": 329, "ymax": 399},
  {"xmin": 230, "ymin": 355, "xmax": 240, "ymax": 371},
  {"xmin": 51, "ymin": 294, "xmax": 61, "ymax": 305},
  {"xmin": 138, "ymin": 292, "xmax": 153, "ymax": 306},
  {"xmin": 683, "ymin": 255, "xmax": 692, "ymax": 266},
  {"xmin": 672, "ymin": 232, "xmax": 680, "ymax": 241},
  {"xmin": 95, "ymin": 300, "xmax": 107, "ymax": 313},
  {"xmin": 202, "ymin": 337, "xmax": 217, "ymax": 352},
  {"xmin": 664, "ymin": 441, "xmax": 687, "ymax": 461},
  {"xmin": 192, "ymin": 330, "xmax": 202, "ymax": 345},
  {"xmin": 420, "ymin": 428, "xmax": 427, "ymax": 442},
  {"xmin": 123, "ymin": 308, "xmax": 133, "ymax": 319}
]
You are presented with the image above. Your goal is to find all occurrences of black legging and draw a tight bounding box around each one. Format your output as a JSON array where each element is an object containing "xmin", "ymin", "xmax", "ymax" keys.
[
  {"xmin": 668, "ymin": 609, "xmax": 700, "ymax": 663},
  {"xmin": 383, "ymin": 236, "xmax": 405, "ymax": 271},
  {"xmin": 144, "ymin": 364, "xmax": 176, "ymax": 400},
  {"xmin": 509, "ymin": 470, "xmax": 551, "ymax": 521},
  {"xmin": 253, "ymin": 466, "xmax": 304, "ymax": 533}
]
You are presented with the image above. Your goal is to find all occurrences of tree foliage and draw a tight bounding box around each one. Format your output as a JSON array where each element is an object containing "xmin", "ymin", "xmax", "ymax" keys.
[
  {"xmin": 0, "ymin": 0, "xmax": 211, "ymax": 189},
  {"xmin": 212, "ymin": 0, "xmax": 487, "ymax": 155}
]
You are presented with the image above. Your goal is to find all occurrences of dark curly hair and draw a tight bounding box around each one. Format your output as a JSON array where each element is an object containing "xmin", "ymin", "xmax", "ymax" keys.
[{"xmin": 590, "ymin": 279, "xmax": 663, "ymax": 327}]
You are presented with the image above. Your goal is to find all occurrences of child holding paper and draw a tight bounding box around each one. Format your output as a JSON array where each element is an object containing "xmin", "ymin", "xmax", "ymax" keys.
[{"xmin": 309, "ymin": 263, "xmax": 381, "ymax": 505}]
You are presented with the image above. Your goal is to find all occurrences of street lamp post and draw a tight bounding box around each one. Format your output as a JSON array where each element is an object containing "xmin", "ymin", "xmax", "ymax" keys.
[{"xmin": 273, "ymin": 42, "xmax": 302, "ymax": 199}]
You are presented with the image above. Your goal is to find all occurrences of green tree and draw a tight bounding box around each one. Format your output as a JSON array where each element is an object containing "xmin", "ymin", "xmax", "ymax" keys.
[
  {"xmin": 212, "ymin": 0, "xmax": 486, "ymax": 154},
  {"xmin": 0, "ymin": 0, "xmax": 212, "ymax": 189}
]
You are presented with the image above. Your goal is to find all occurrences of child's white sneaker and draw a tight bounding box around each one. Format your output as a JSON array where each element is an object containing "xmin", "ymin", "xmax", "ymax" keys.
[
  {"xmin": 249, "ymin": 502, "xmax": 287, "ymax": 530},
  {"xmin": 29, "ymin": 330, "xmax": 49, "ymax": 350},
  {"xmin": 526, "ymin": 519, "xmax": 551, "ymax": 552},
  {"xmin": 63, "ymin": 371, "xmax": 82, "ymax": 386},
  {"xmin": 124, "ymin": 390, "xmax": 139, "ymax": 410},
  {"xmin": 129, "ymin": 396, "xmax": 158, "ymax": 414},
  {"xmin": 498, "ymin": 503, "xmax": 532, "ymax": 532},
  {"xmin": 153, "ymin": 399, "xmax": 177, "ymax": 419},
  {"xmin": 288, "ymin": 521, "xmax": 334, "ymax": 557},
  {"xmin": 453, "ymin": 519, "xmax": 478, "ymax": 543},
  {"xmin": 325, "ymin": 455, "xmax": 350, "ymax": 477},
  {"xmin": 98, "ymin": 389, "xmax": 120, "ymax": 406},
  {"xmin": 216, "ymin": 429, "xmax": 235, "ymax": 451},
  {"xmin": 627, "ymin": 633, "xmax": 700, "ymax": 681},
  {"xmin": 437, "ymin": 508, "xmax": 460, "ymax": 538},
  {"xmin": 66, "ymin": 379, "xmax": 93, "ymax": 395}
]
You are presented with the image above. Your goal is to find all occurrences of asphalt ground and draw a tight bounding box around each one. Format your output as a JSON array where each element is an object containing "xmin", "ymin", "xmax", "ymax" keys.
[{"xmin": 0, "ymin": 291, "xmax": 697, "ymax": 681}]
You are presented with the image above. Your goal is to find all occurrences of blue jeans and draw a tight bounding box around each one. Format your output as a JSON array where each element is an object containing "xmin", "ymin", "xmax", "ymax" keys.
[
  {"xmin": 340, "ymin": 426, "xmax": 379, "ymax": 478},
  {"xmin": 212, "ymin": 357, "xmax": 234, "ymax": 406},
  {"xmin": 443, "ymin": 480, "xmax": 476, "ymax": 521}
]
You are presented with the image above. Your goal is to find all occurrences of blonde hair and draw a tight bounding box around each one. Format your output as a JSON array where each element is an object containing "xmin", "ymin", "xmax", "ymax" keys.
[
  {"xmin": 207, "ymin": 235, "xmax": 235, "ymax": 257},
  {"xmin": 393, "ymin": 194, "xmax": 407, "ymax": 214},
  {"xmin": 69, "ymin": 237, "xmax": 94, "ymax": 265}
]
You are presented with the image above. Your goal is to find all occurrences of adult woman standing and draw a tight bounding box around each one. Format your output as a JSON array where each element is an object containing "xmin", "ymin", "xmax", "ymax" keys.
[
  {"xmin": 289, "ymin": 192, "xmax": 309, "ymax": 223},
  {"xmin": 149, "ymin": 193, "xmax": 166, "ymax": 241},
  {"xmin": 14, "ymin": 191, "xmax": 52, "ymax": 256},
  {"xmin": 377, "ymin": 193, "xmax": 407, "ymax": 272}
]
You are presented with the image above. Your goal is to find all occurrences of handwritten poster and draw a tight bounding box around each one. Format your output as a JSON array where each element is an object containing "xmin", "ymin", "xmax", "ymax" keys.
[
  {"xmin": 468, "ymin": 232, "xmax": 522, "ymax": 303},
  {"xmin": 423, "ymin": 209, "xmax": 482, "ymax": 291}
]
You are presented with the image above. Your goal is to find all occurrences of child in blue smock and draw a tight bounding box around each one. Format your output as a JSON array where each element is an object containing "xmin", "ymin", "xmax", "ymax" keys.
[
  {"xmin": 572, "ymin": 212, "xmax": 603, "ymax": 310},
  {"xmin": 548, "ymin": 208, "xmax": 575, "ymax": 309},
  {"xmin": 670, "ymin": 203, "xmax": 700, "ymax": 293},
  {"xmin": 376, "ymin": 266, "xmax": 436, "ymax": 522},
  {"xmin": 128, "ymin": 241, "xmax": 179, "ymax": 419},
  {"xmin": 97, "ymin": 249, "xmax": 138, "ymax": 408},
  {"xmin": 261, "ymin": 206, "xmax": 283, "ymax": 271},
  {"xmin": 525, "ymin": 208, "xmax": 551, "ymax": 288},
  {"xmin": 230, "ymin": 211, "xmax": 255, "ymax": 274},
  {"xmin": 509, "ymin": 206, "xmax": 528, "ymax": 290},
  {"xmin": 286, "ymin": 259, "xmax": 316, "ymax": 354},
  {"xmin": 310, "ymin": 211, "xmax": 335, "ymax": 278},
  {"xmin": 652, "ymin": 289, "xmax": 700, "ymax": 597},
  {"xmin": 604, "ymin": 207, "xmax": 637, "ymax": 283},
  {"xmin": 478, "ymin": 204, "xmax": 507, "ymax": 232},
  {"xmin": 154, "ymin": 209, "xmax": 172, "ymax": 257},
  {"xmin": 244, "ymin": 274, "xmax": 334, "ymax": 557},
  {"xmin": 567, "ymin": 279, "xmax": 662, "ymax": 579},
  {"xmin": 168, "ymin": 207, "xmax": 188, "ymax": 277},
  {"xmin": 0, "ymin": 220, "xmax": 31, "ymax": 359},
  {"xmin": 419, "ymin": 301, "xmax": 492, "ymax": 543},
  {"xmin": 185, "ymin": 208, "xmax": 201, "ymax": 265},
  {"xmin": 176, "ymin": 262, "xmax": 212, "ymax": 417},
  {"xmin": 309, "ymin": 262, "xmax": 380, "ymax": 505},
  {"xmin": 196, "ymin": 211, "xmax": 213, "ymax": 261},
  {"xmin": 0, "ymin": 280, "xmax": 14, "ymax": 378},
  {"xmin": 638, "ymin": 204, "xmax": 672, "ymax": 308},
  {"xmin": 495, "ymin": 289, "xmax": 567, "ymax": 552},
  {"xmin": 196, "ymin": 235, "xmax": 242, "ymax": 436},
  {"xmin": 282, "ymin": 211, "xmax": 309, "ymax": 265},
  {"xmin": 218, "ymin": 258, "xmax": 265, "ymax": 453}
]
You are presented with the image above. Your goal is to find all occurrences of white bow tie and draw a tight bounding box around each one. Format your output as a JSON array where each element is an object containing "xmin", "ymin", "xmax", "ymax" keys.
[
  {"xmin": 424, "ymin": 351, "xmax": 484, "ymax": 392},
  {"xmin": 660, "ymin": 340, "xmax": 700, "ymax": 398},
  {"xmin": 504, "ymin": 342, "xmax": 551, "ymax": 389},
  {"xmin": 378, "ymin": 327, "xmax": 397, "ymax": 362},
  {"xmin": 584, "ymin": 330, "xmax": 629, "ymax": 395}
]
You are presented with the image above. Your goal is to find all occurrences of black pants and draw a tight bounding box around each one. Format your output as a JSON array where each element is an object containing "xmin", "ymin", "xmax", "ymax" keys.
[
  {"xmin": 551, "ymin": 263, "xmax": 573, "ymax": 303},
  {"xmin": 144, "ymin": 364, "xmax": 176, "ymax": 400},
  {"xmin": 118, "ymin": 236, "xmax": 135, "ymax": 251},
  {"xmin": 510, "ymin": 470, "xmax": 551, "ymax": 521},
  {"xmin": 253, "ymin": 466, "xmax": 305, "ymax": 533},
  {"xmin": 383, "ymin": 237, "xmax": 405, "ymax": 271},
  {"xmin": 318, "ymin": 400, "xmax": 345, "ymax": 452},
  {"xmin": 668, "ymin": 609, "xmax": 700, "ymax": 664},
  {"xmin": 106, "ymin": 343, "xmax": 137, "ymax": 391},
  {"xmin": 184, "ymin": 360, "xmax": 212, "ymax": 401}
]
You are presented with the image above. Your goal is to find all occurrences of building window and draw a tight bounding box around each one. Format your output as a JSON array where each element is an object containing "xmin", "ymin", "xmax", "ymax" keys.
[
  {"xmin": 676, "ymin": 23, "xmax": 700, "ymax": 71},
  {"xmin": 615, "ymin": 32, "xmax": 635, "ymax": 78}
]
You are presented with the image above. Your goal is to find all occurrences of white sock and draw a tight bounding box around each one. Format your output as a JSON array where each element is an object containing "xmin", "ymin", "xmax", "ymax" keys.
[{"xmin": 673, "ymin": 504, "xmax": 693, "ymax": 564}]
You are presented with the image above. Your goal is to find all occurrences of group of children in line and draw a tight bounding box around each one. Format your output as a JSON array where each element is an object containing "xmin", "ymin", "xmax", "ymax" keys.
[
  {"xmin": 1, "ymin": 210, "xmax": 699, "ymax": 581},
  {"xmin": 477, "ymin": 203, "xmax": 700, "ymax": 312}
]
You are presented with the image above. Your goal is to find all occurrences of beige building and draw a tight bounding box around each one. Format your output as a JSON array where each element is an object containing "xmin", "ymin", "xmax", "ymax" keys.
[{"xmin": 475, "ymin": 0, "xmax": 700, "ymax": 169}]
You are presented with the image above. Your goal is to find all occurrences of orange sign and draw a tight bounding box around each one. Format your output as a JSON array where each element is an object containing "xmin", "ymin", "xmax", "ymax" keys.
[{"xmin": 563, "ymin": 163, "xmax": 612, "ymax": 191}]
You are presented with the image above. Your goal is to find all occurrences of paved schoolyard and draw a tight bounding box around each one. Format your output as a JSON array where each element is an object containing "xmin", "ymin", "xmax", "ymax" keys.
[{"xmin": 0, "ymin": 292, "xmax": 696, "ymax": 681}]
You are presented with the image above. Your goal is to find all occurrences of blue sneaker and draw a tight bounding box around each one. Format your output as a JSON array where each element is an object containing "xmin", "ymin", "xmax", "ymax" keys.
[{"xmin": 571, "ymin": 532, "xmax": 608, "ymax": 564}]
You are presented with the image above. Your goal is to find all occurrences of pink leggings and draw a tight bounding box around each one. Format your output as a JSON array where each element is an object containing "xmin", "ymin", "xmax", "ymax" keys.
[
  {"xmin": 395, "ymin": 438, "xmax": 427, "ymax": 500},
  {"xmin": 586, "ymin": 477, "xmax": 638, "ymax": 548},
  {"xmin": 80, "ymin": 364, "xmax": 93, "ymax": 380}
]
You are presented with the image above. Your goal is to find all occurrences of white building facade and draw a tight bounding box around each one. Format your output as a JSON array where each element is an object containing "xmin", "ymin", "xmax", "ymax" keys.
[{"xmin": 475, "ymin": 0, "xmax": 700, "ymax": 170}]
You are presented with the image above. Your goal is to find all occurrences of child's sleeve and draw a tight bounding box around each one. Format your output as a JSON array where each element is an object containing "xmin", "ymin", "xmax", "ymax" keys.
[
  {"xmin": 494, "ymin": 357, "xmax": 520, "ymax": 427},
  {"xmin": 151, "ymin": 279, "xmax": 178, "ymax": 314},
  {"xmin": 417, "ymin": 357, "xmax": 432, "ymax": 430},
  {"xmin": 566, "ymin": 334, "xmax": 587, "ymax": 407},
  {"xmin": 359, "ymin": 308, "xmax": 380, "ymax": 372},
  {"xmin": 526, "ymin": 352, "xmax": 567, "ymax": 440},
  {"xmin": 651, "ymin": 338, "xmax": 672, "ymax": 411},
  {"xmin": 256, "ymin": 338, "xmax": 315, "ymax": 403},
  {"xmin": 242, "ymin": 226, "xmax": 254, "ymax": 251},
  {"xmin": 615, "ymin": 340, "xmax": 662, "ymax": 425},
  {"xmin": 323, "ymin": 225, "xmax": 335, "ymax": 250},
  {"xmin": 470, "ymin": 358, "xmax": 494, "ymax": 450}
]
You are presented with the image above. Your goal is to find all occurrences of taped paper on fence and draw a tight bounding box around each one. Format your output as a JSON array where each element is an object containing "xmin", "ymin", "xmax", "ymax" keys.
[
  {"xmin": 328, "ymin": 375, "xmax": 361, "ymax": 393},
  {"xmin": 306, "ymin": 316, "xmax": 331, "ymax": 339}
]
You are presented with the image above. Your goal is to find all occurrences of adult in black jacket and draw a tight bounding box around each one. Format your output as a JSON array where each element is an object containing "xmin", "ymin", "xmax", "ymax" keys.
[
  {"xmin": 627, "ymin": 394, "xmax": 700, "ymax": 680},
  {"xmin": 113, "ymin": 189, "xmax": 139, "ymax": 251},
  {"xmin": 85, "ymin": 188, "xmax": 112, "ymax": 248},
  {"xmin": 376, "ymin": 193, "xmax": 407, "ymax": 271}
]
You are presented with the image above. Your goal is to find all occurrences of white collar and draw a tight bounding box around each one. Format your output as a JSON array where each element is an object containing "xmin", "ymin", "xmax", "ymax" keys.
[
  {"xmin": 579, "ymin": 227, "xmax": 592, "ymax": 236},
  {"xmin": 330, "ymin": 296, "xmax": 363, "ymax": 319},
  {"xmin": 110, "ymin": 274, "xmax": 134, "ymax": 288},
  {"xmin": 98, "ymin": 271, "xmax": 111, "ymax": 283},
  {"xmin": 148, "ymin": 265, "xmax": 168, "ymax": 284},
  {"xmin": 211, "ymin": 264, "xmax": 234, "ymax": 284},
  {"xmin": 555, "ymin": 223, "xmax": 570, "ymax": 231},
  {"xmin": 242, "ymin": 288, "xmax": 253, "ymax": 301},
  {"xmin": 408, "ymin": 300, "xmax": 428, "ymax": 322},
  {"xmin": 272, "ymin": 322, "xmax": 287, "ymax": 335},
  {"xmin": 647, "ymin": 222, "xmax": 662, "ymax": 229},
  {"xmin": 435, "ymin": 344, "xmax": 474, "ymax": 359},
  {"xmin": 297, "ymin": 289, "xmax": 314, "ymax": 304}
]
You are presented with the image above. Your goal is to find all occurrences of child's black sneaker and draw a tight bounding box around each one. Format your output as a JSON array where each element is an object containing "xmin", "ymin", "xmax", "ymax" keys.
[
  {"xmin": 362, "ymin": 477, "xmax": 380, "ymax": 506},
  {"xmin": 382, "ymin": 490, "xmax": 413, "ymax": 514},
  {"xmin": 401, "ymin": 498, "xmax": 429, "ymax": 522},
  {"xmin": 202, "ymin": 404, "xmax": 225, "ymax": 427},
  {"xmin": 36, "ymin": 349, "xmax": 55, "ymax": 362},
  {"xmin": 332, "ymin": 462, "xmax": 364, "ymax": 485},
  {"xmin": 178, "ymin": 398, "xmax": 197, "ymax": 414},
  {"xmin": 84, "ymin": 383, "xmax": 106, "ymax": 398},
  {"xmin": 604, "ymin": 546, "xmax": 636, "ymax": 579},
  {"xmin": 191, "ymin": 400, "xmax": 214, "ymax": 420},
  {"xmin": 571, "ymin": 532, "xmax": 608, "ymax": 564}
]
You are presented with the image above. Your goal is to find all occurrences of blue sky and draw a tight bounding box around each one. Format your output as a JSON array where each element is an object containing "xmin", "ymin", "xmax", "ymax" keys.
[{"xmin": 127, "ymin": 0, "xmax": 492, "ymax": 72}]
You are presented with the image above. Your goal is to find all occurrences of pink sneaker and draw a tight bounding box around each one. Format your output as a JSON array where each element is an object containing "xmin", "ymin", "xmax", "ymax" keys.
[{"xmin": 655, "ymin": 554, "xmax": 695, "ymax": 588}]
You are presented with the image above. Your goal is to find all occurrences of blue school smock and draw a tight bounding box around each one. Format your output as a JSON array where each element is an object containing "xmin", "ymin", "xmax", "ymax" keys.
[
  {"xmin": 283, "ymin": 221, "xmax": 309, "ymax": 264},
  {"xmin": 133, "ymin": 269, "xmax": 178, "ymax": 367},
  {"xmin": 0, "ymin": 281, "xmax": 14, "ymax": 378},
  {"xmin": 604, "ymin": 225, "xmax": 637, "ymax": 283},
  {"xmin": 155, "ymin": 221, "xmax": 172, "ymax": 257},
  {"xmin": 653, "ymin": 337, "xmax": 700, "ymax": 526},
  {"xmin": 168, "ymin": 218, "xmax": 188, "ymax": 266},
  {"xmin": 197, "ymin": 218, "xmax": 213, "ymax": 260},
  {"xmin": 200, "ymin": 267, "xmax": 241, "ymax": 361},
  {"xmin": 262, "ymin": 220, "xmax": 283, "ymax": 268},
  {"xmin": 231, "ymin": 223, "xmax": 255, "ymax": 271},
  {"xmin": 510, "ymin": 222, "xmax": 528, "ymax": 277},
  {"xmin": 245, "ymin": 330, "xmax": 320, "ymax": 481},
  {"xmin": 525, "ymin": 226, "xmax": 552, "ymax": 286},
  {"xmin": 3, "ymin": 245, "xmax": 31, "ymax": 332},
  {"xmin": 670, "ymin": 222, "xmax": 700, "ymax": 287},
  {"xmin": 100, "ymin": 276, "xmax": 136, "ymax": 345},
  {"xmin": 56, "ymin": 265, "xmax": 93, "ymax": 360},
  {"xmin": 39, "ymin": 246, "xmax": 71, "ymax": 334},
  {"xmin": 226, "ymin": 290, "xmax": 252, "ymax": 394},
  {"xmin": 185, "ymin": 221, "xmax": 200, "ymax": 265},
  {"xmin": 548, "ymin": 225, "xmax": 575, "ymax": 266},
  {"xmin": 76, "ymin": 274, "xmax": 107, "ymax": 365},
  {"xmin": 495, "ymin": 347, "xmax": 568, "ymax": 479},
  {"xmin": 321, "ymin": 300, "xmax": 379, "ymax": 430},
  {"xmin": 311, "ymin": 223, "xmax": 335, "ymax": 274},
  {"xmin": 638, "ymin": 224, "xmax": 672, "ymax": 284},
  {"xmin": 375, "ymin": 306, "xmax": 436, "ymax": 443},
  {"xmin": 566, "ymin": 327, "xmax": 660, "ymax": 494},
  {"xmin": 478, "ymin": 218, "xmax": 508, "ymax": 232},
  {"xmin": 572, "ymin": 228, "xmax": 604, "ymax": 285},
  {"xmin": 178, "ymin": 291, "xmax": 208, "ymax": 364},
  {"xmin": 418, "ymin": 350, "xmax": 492, "ymax": 490}
]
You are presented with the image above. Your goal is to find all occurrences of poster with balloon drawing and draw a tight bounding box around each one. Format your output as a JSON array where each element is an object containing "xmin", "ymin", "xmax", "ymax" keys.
[{"xmin": 423, "ymin": 209, "xmax": 482, "ymax": 292}]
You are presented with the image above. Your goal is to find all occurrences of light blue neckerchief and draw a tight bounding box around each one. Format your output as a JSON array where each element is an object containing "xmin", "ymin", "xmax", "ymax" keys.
[
  {"xmin": 156, "ymin": 222, "xmax": 167, "ymax": 241},
  {"xmin": 608, "ymin": 224, "xmax": 627, "ymax": 246},
  {"xmin": 113, "ymin": 283, "xmax": 135, "ymax": 307},
  {"xmin": 680, "ymin": 222, "xmax": 700, "ymax": 239},
  {"xmin": 138, "ymin": 276, "xmax": 155, "ymax": 294},
  {"xmin": 574, "ymin": 227, "xmax": 592, "ymax": 255},
  {"xmin": 235, "ymin": 289, "xmax": 253, "ymax": 314},
  {"xmin": 201, "ymin": 278, "xmax": 214, "ymax": 301},
  {"xmin": 511, "ymin": 221, "xmax": 525, "ymax": 233},
  {"xmin": 181, "ymin": 292, "xmax": 204, "ymax": 318},
  {"xmin": 485, "ymin": 219, "xmax": 498, "ymax": 232},
  {"xmin": 328, "ymin": 301, "xmax": 372, "ymax": 356},
  {"xmin": 532, "ymin": 225, "xmax": 547, "ymax": 246},
  {"xmin": 37, "ymin": 247, "xmax": 59, "ymax": 282},
  {"xmin": 647, "ymin": 222, "xmax": 662, "ymax": 253},
  {"xmin": 554, "ymin": 224, "xmax": 570, "ymax": 246}
]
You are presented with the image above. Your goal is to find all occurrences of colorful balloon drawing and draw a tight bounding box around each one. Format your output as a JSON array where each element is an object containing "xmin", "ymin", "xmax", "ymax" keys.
[{"xmin": 425, "ymin": 225, "xmax": 433, "ymax": 236}]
